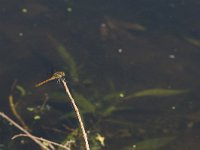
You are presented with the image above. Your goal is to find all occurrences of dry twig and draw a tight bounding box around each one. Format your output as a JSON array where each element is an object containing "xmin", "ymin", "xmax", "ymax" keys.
[
  {"xmin": 61, "ymin": 79, "xmax": 90, "ymax": 150},
  {"xmin": 0, "ymin": 112, "xmax": 71, "ymax": 150}
]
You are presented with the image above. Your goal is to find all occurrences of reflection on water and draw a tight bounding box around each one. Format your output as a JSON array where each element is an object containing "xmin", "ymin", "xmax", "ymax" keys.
[{"xmin": 0, "ymin": 0, "xmax": 200, "ymax": 150}]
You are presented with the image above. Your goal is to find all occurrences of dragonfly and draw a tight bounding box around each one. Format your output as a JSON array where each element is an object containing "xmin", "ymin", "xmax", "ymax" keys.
[{"xmin": 35, "ymin": 71, "xmax": 65, "ymax": 87}]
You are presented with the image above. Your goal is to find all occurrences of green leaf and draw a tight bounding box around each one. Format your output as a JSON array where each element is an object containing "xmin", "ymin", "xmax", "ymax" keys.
[
  {"xmin": 16, "ymin": 85, "xmax": 26, "ymax": 96},
  {"xmin": 58, "ymin": 129, "xmax": 77, "ymax": 150},
  {"xmin": 49, "ymin": 92, "xmax": 67, "ymax": 102},
  {"xmin": 101, "ymin": 106, "xmax": 137, "ymax": 117},
  {"xmin": 184, "ymin": 37, "xmax": 200, "ymax": 47},
  {"xmin": 48, "ymin": 35, "xmax": 79, "ymax": 81},
  {"xmin": 103, "ymin": 91, "xmax": 125, "ymax": 102},
  {"xmin": 125, "ymin": 88, "xmax": 188, "ymax": 99},
  {"xmin": 49, "ymin": 91, "xmax": 95, "ymax": 114},
  {"xmin": 33, "ymin": 115, "xmax": 41, "ymax": 120},
  {"xmin": 73, "ymin": 92, "xmax": 95, "ymax": 113},
  {"xmin": 102, "ymin": 106, "xmax": 117, "ymax": 116}
]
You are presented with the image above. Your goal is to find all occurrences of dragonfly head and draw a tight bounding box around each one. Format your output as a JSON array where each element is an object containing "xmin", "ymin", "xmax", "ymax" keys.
[{"xmin": 53, "ymin": 71, "xmax": 65, "ymax": 79}]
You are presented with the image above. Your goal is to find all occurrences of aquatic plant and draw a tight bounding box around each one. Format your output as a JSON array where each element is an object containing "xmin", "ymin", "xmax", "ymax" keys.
[
  {"xmin": 48, "ymin": 35, "xmax": 79, "ymax": 81},
  {"xmin": 34, "ymin": 71, "xmax": 90, "ymax": 150},
  {"xmin": 0, "ymin": 72, "xmax": 90, "ymax": 150},
  {"xmin": 124, "ymin": 88, "xmax": 188, "ymax": 99}
]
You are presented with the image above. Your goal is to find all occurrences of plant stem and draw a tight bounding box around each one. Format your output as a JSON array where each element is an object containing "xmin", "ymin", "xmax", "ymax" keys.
[
  {"xmin": 0, "ymin": 112, "xmax": 49, "ymax": 150},
  {"xmin": 61, "ymin": 79, "xmax": 90, "ymax": 150}
]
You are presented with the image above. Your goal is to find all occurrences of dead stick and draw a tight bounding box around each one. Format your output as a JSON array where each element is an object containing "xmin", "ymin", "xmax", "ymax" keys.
[
  {"xmin": 61, "ymin": 79, "xmax": 90, "ymax": 150},
  {"xmin": 0, "ymin": 112, "xmax": 50, "ymax": 150}
]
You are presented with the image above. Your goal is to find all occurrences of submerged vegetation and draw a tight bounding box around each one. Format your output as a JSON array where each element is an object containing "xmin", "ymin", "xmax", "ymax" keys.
[
  {"xmin": 124, "ymin": 88, "xmax": 188, "ymax": 99},
  {"xmin": 1, "ymin": 1, "xmax": 200, "ymax": 149},
  {"xmin": 124, "ymin": 136, "xmax": 176, "ymax": 150},
  {"xmin": 0, "ymin": 34, "xmax": 193, "ymax": 149},
  {"xmin": 48, "ymin": 35, "xmax": 79, "ymax": 82}
]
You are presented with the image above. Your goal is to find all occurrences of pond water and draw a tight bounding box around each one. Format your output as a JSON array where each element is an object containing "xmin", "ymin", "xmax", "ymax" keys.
[{"xmin": 0, "ymin": 0, "xmax": 200, "ymax": 150}]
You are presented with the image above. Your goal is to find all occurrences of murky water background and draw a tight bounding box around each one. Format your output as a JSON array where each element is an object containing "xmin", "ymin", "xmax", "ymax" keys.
[{"xmin": 0, "ymin": 0, "xmax": 200, "ymax": 150}]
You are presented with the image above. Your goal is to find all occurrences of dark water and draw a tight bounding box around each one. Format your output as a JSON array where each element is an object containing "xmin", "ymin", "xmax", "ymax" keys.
[{"xmin": 0, "ymin": 0, "xmax": 200, "ymax": 150}]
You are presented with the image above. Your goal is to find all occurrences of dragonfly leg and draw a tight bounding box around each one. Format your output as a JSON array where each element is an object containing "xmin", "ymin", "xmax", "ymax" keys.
[{"xmin": 57, "ymin": 77, "xmax": 65, "ymax": 84}]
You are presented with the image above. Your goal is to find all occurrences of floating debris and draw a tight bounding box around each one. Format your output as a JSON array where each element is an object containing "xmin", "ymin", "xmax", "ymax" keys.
[
  {"xmin": 34, "ymin": 115, "xmax": 41, "ymax": 120},
  {"xmin": 95, "ymin": 133, "xmax": 105, "ymax": 146},
  {"xmin": 21, "ymin": 8, "xmax": 28, "ymax": 13}
]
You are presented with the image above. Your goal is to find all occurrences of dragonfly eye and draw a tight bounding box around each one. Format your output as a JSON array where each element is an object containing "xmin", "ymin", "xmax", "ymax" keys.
[{"xmin": 61, "ymin": 72, "xmax": 65, "ymax": 76}]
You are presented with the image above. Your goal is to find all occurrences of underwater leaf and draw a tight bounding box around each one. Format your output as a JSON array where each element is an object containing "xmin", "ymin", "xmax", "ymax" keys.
[
  {"xmin": 184, "ymin": 37, "xmax": 200, "ymax": 47},
  {"xmin": 125, "ymin": 136, "xmax": 176, "ymax": 150},
  {"xmin": 49, "ymin": 92, "xmax": 95, "ymax": 113},
  {"xmin": 48, "ymin": 35, "xmax": 79, "ymax": 81},
  {"xmin": 0, "ymin": 144, "xmax": 5, "ymax": 150},
  {"xmin": 101, "ymin": 106, "xmax": 136, "ymax": 117},
  {"xmin": 102, "ymin": 106, "xmax": 117, "ymax": 116},
  {"xmin": 125, "ymin": 88, "xmax": 188, "ymax": 99},
  {"xmin": 103, "ymin": 91, "xmax": 125, "ymax": 102},
  {"xmin": 58, "ymin": 129, "xmax": 77, "ymax": 150},
  {"xmin": 104, "ymin": 118, "xmax": 139, "ymax": 127},
  {"xmin": 49, "ymin": 91, "xmax": 95, "ymax": 119},
  {"xmin": 49, "ymin": 92, "xmax": 67, "ymax": 102},
  {"xmin": 27, "ymin": 107, "xmax": 35, "ymax": 112},
  {"xmin": 59, "ymin": 109, "xmax": 93, "ymax": 120},
  {"xmin": 73, "ymin": 92, "xmax": 95, "ymax": 113},
  {"xmin": 105, "ymin": 16, "xmax": 146, "ymax": 32},
  {"xmin": 186, "ymin": 111, "xmax": 200, "ymax": 122},
  {"xmin": 16, "ymin": 85, "xmax": 26, "ymax": 96},
  {"xmin": 33, "ymin": 115, "xmax": 41, "ymax": 120}
]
